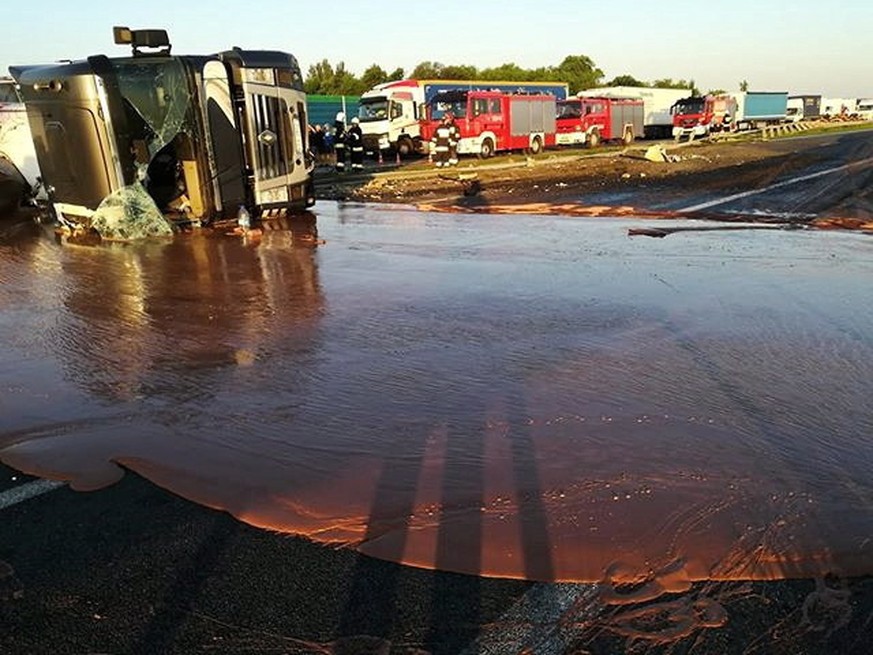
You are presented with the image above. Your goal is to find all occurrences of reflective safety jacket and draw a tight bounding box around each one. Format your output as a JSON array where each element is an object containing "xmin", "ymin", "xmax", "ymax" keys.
[{"xmin": 431, "ymin": 121, "xmax": 460, "ymax": 152}]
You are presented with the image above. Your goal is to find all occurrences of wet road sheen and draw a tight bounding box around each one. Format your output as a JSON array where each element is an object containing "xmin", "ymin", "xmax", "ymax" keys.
[{"xmin": 1, "ymin": 204, "xmax": 872, "ymax": 588}]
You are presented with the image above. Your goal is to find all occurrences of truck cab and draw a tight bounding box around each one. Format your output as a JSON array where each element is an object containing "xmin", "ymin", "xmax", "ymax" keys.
[
  {"xmin": 671, "ymin": 94, "xmax": 737, "ymax": 139},
  {"xmin": 357, "ymin": 89, "xmax": 419, "ymax": 156},
  {"xmin": 10, "ymin": 27, "xmax": 314, "ymax": 237}
]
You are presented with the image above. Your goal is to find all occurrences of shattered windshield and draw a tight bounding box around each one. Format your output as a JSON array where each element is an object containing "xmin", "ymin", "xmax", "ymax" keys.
[{"xmin": 110, "ymin": 58, "xmax": 194, "ymax": 165}]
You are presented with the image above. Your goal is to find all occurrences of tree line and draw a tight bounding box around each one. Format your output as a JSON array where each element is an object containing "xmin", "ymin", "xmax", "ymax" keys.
[{"xmin": 303, "ymin": 55, "xmax": 700, "ymax": 97}]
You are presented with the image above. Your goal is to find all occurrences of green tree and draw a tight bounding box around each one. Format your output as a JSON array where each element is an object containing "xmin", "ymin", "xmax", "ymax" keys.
[
  {"xmin": 441, "ymin": 64, "xmax": 479, "ymax": 80},
  {"xmin": 606, "ymin": 74, "xmax": 646, "ymax": 87},
  {"xmin": 554, "ymin": 55, "xmax": 603, "ymax": 94},
  {"xmin": 304, "ymin": 59, "xmax": 335, "ymax": 95},
  {"xmin": 387, "ymin": 67, "xmax": 405, "ymax": 82},
  {"xmin": 480, "ymin": 62, "xmax": 531, "ymax": 81},
  {"xmin": 410, "ymin": 61, "xmax": 445, "ymax": 79},
  {"xmin": 332, "ymin": 62, "xmax": 365, "ymax": 95},
  {"xmin": 739, "ymin": 79, "xmax": 749, "ymax": 92},
  {"xmin": 361, "ymin": 64, "xmax": 389, "ymax": 90}
]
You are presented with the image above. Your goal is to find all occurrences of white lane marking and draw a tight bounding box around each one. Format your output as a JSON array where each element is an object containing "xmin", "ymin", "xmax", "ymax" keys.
[
  {"xmin": 679, "ymin": 156, "xmax": 873, "ymax": 214},
  {"xmin": 0, "ymin": 479, "xmax": 65, "ymax": 511},
  {"xmin": 463, "ymin": 582, "xmax": 601, "ymax": 655}
]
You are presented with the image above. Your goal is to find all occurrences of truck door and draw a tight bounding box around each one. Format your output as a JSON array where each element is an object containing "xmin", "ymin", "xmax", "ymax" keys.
[
  {"xmin": 238, "ymin": 68, "xmax": 304, "ymax": 208},
  {"xmin": 203, "ymin": 61, "xmax": 247, "ymax": 215}
]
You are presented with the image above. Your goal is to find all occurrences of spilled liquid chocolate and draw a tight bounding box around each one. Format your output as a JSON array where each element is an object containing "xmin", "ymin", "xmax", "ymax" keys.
[{"xmin": 2, "ymin": 207, "xmax": 872, "ymax": 588}]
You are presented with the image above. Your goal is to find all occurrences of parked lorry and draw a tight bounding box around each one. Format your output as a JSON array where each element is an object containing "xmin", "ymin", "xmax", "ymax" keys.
[
  {"xmin": 856, "ymin": 98, "xmax": 873, "ymax": 121},
  {"xmin": 786, "ymin": 95, "xmax": 821, "ymax": 122},
  {"xmin": 555, "ymin": 96, "xmax": 644, "ymax": 146},
  {"xmin": 358, "ymin": 79, "xmax": 567, "ymax": 157},
  {"xmin": 820, "ymin": 97, "xmax": 857, "ymax": 118},
  {"xmin": 578, "ymin": 86, "xmax": 691, "ymax": 139},
  {"xmin": 422, "ymin": 89, "xmax": 556, "ymax": 158},
  {"xmin": 10, "ymin": 26, "xmax": 314, "ymax": 237},
  {"xmin": 672, "ymin": 91, "xmax": 788, "ymax": 138},
  {"xmin": 1, "ymin": 76, "xmax": 43, "ymax": 210}
]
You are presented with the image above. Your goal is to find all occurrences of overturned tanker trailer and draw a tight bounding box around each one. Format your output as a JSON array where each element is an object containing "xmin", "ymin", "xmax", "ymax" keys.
[{"xmin": 10, "ymin": 27, "xmax": 315, "ymax": 239}]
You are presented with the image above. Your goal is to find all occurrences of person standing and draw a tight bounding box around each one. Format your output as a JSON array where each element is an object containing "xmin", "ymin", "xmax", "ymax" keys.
[
  {"xmin": 333, "ymin": 111, "xmax": 347, "ymax": 173},
  {"xmin": 347, "ymin": 116, "xmax": 365, "ymax": 172},
  {"xmin": 446, "ymin": 113, "xmax": 460, "ymax": 166},
  {"xmin": 431, "ymin": 112, "xmax": 460, "ymax": 167}
]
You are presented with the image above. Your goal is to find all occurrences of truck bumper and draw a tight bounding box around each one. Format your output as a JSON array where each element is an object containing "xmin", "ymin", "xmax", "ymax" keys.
[{"xmin": 556, "ymin": 132, "xmax": 586, "ymax": 146}]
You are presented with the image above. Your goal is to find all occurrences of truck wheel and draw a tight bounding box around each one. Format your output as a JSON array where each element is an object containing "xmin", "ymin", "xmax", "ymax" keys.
[
  {"xmin": 397, "ymin": 137, "xmax": 413, "ymax": 158},
  {"xmin": 622, "ymin": 128, "xmax": 634, "ymax": 145},
  {"xmin": 528, "ymin": 136, "xmax": 542, "ymax": 155},
  {"xmin": 588, "ymin": 130, "xmax": 600, "ymax": 148},
  {"xmin": 479, "ymin": 138, "xmax": 494, "ymax": 159}
]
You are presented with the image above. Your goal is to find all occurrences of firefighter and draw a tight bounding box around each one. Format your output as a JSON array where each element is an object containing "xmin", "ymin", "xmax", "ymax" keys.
[
  {"xmin": 347, "ymin": 116, "xmax": 365, "ymax": 171},
  {"xmin": 431, "ymin": 112, "xmax": 459, "ymax": 167},
  {"xmin": 447, "ymin": 113, "xmax": 460, "ymax": 166},
  {"xmin": 333, "ymin": 111, "xmax": 347, "ymax": 172}
]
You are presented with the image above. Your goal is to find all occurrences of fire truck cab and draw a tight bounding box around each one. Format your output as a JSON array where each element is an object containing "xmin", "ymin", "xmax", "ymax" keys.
[
  {"xmin": 555, "ymin": 96, "xmax": 644, "ymax": 147},
  {"xmin": 423, "ymin": 90, "xmax": 557, "ymax": 158},
  {"xmin": 671, "ymin": 94, "xmax": 737, "ymax": 139}
]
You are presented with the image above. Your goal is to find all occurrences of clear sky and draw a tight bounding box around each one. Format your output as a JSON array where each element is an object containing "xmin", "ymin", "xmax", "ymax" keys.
[{"xmin": 2, "ymin": 0, "xmax": 871, "ymax": 98}]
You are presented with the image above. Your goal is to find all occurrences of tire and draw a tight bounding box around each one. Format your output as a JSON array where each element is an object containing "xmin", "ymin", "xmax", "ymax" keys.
[
  {"xmin": 479, "ymin": 138, "xmax": 494, "ymax": 159},
  {"xmin": 588, "ymin": 130, "xmax": 600, "ymax": 148},
  {"xmin": 529, "ymin": 136, "xmax": 542, "ymax": 155},
  {"xmin": 396, "ymin": 137, "xmax": 413, "ymax": 158},
  {"xmin": 622, "ymin": 128, "xmax": 634, "ymax": 145}
]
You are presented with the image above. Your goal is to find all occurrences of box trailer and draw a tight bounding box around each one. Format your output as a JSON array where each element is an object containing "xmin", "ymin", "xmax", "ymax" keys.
[
  {"xmin": 0, "ymin": 77, "xmax": 43, "ymax": 206},
  {"xmin": 787, "ymin": 95, "xmax": 821, "ymax": 122},
  {"xmin": 820, "ymin": 97, "xmax": 857, "ymax": 117},
  {"xmin": 732, "ymin": 91, "xmax": 789, "ymax": 128},
  {"xmin": 857, "ymin": 98, "xmax": 873, "ymax": 121}
]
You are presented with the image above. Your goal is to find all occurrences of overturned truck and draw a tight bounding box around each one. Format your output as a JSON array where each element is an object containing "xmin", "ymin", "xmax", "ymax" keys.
[{"xmin": 10, "ymin": 27, "xmax": 314, "ymax": 238}]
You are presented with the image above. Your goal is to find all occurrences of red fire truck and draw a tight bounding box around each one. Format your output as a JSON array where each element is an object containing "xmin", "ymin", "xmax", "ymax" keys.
[
  {"xmin": 555, "ymin": 96, "xmax": 644, "ymax": 147},
  {"xmin": 422, "ymin": 89, "xmax": 557, "ymax": 158},
  {"xmin": 671, "ymin": 94, "xmax": 737, "ymax": 139}
]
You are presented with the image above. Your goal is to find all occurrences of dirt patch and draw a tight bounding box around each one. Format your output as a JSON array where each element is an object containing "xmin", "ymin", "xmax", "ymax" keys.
[
  {"xmin": 315, "ymin": 132, "xmax": 873, "ymax": 233},
  {"xmin": 323, "ymin": 140, "xmax": 814, "ymax": 208}
]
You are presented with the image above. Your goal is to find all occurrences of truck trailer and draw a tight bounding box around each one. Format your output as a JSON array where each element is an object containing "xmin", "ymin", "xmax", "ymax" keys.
[
  {"xmin": 10, "ymin": 27, "xmax": 314, "ymax": 238},
  {"xmin": 555, "ymin": 96, "xmax": 644, "ymax": 146},
  {"xmin": 672, "ymin": 91, "xmax": 788, "ymax": 138},
  {"xmin": 857, "ymin": 98, "xmax": 873, "ymax": 121},
  {"xmin": 820, "ymin": 97, "xmax": 857, "ymax": 118},
  {"xmin": 787, "ymin": 95, "xmax": 821, "ymax": 122},
  {"xmin": 0, "ymin": 77, "xmax": 43, "ymax": 209},
  {"xmin": 358, "ymin": 79, "xmax": 568, "ymax": 157},
  {"xmin": 422, "ymin": 89, "xmax": 557, "ymax": 158},
  {"xmin": 578, "ymin": 86, "xmax": 691, "ymax": 139}
]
